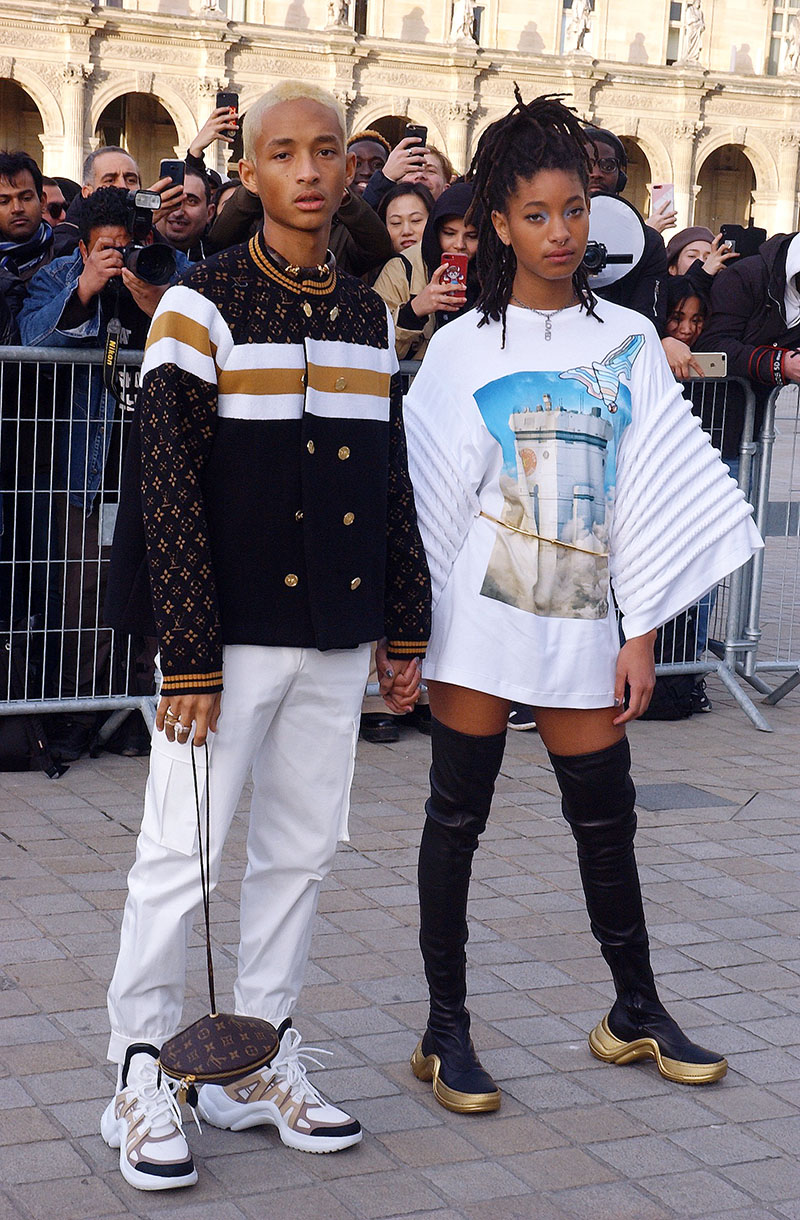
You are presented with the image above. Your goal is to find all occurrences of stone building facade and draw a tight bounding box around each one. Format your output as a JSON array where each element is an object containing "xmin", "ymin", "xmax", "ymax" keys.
[{"xmin": 2, "ymin": 0, "xmax": 800, "ymax": 235}]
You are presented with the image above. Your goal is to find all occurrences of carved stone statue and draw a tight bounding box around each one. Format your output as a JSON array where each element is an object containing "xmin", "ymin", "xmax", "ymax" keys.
[
  {"xmin": 564, "ymin": 0, "xmax": 592, "ymax": 54},
  {"xmin": 327, "ymin": 0, "xmax": 350, "ymax": 26},
  {"xmin": 678, "ymin": 0, "xmax": 705, "ymax": 64},
  {"xmin": 448, "ymin": 0, "xmax": 476, "ymax": 45},
  {"xmin": 784, "ymin": 15, "xmax": 800, "ymax": 75}
]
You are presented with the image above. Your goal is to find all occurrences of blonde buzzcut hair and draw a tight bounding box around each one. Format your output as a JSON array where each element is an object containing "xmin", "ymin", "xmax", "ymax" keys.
[{"xmin": 243, "ymin": 82, "xmax": 347, "ymax": 161}]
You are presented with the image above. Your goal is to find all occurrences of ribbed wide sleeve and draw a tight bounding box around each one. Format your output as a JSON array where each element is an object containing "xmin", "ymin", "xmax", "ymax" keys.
[
  {"xmin": 404, "ymin": 365, "xmax": 481, "ymax": 608},
  {"xmin": 611, "ymin": 341, "xmax": 763, "ymax": 639}
]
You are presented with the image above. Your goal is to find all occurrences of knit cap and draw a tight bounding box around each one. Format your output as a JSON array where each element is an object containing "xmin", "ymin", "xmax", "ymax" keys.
[{"xmin": 666, "ymin": 226, "xmax": 714, "ymax": 266}]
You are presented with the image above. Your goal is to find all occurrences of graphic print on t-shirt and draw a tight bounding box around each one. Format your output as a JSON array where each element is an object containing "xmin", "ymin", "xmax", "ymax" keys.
[{"xmin": 473, "ymin": 334, "xmax": 644, "ymax": 619}]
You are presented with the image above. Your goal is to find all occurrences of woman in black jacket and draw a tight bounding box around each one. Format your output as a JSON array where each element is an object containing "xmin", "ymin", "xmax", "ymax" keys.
[{"xmin": 696, "ymin": 231, "xmax": 800, "ymax": 462}]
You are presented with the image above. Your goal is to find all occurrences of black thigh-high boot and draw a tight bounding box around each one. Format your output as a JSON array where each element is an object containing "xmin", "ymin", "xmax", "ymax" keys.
[
  {"xmin": 410, "ymin": 716, "xmax": 505, "ymax": 1113},
  {"xmin": 548, "ymin": 737, "xmax": 727, "ymax": 1085}
]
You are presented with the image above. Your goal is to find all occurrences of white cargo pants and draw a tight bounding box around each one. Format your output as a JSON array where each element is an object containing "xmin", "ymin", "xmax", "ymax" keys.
[{"xmin": 107, "ymin": 642, "xmax": 370, "ymax": 1063}]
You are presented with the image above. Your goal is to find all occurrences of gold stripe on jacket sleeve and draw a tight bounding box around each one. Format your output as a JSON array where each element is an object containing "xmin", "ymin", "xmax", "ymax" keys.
[{"xmin": 146, "ymin": 311, "xmax": 218, "ymax": 359}]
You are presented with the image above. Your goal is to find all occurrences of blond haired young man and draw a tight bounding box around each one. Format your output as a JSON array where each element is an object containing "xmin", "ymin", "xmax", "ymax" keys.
[{"xmin": 101, "ymin": 82, "xmax": 430, "ymax": 1191}]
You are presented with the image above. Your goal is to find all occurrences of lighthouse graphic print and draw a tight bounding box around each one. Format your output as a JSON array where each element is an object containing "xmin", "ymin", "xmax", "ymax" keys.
[{"xmin": 474, "ymin": 334, "xmax": 644, "ymax": 619}]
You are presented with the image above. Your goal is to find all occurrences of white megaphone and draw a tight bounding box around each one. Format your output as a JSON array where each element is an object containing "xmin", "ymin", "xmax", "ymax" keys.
[{"xmin": 583, "ymin": 195, "xmax": 647, "ymax": 288}]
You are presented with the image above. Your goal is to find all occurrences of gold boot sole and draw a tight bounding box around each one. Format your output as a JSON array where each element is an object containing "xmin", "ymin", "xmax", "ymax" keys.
[
  {"xmin": 410, "ymin": 1040, "xmax": 501, "ymax": 1113},
  {"xmin": 588, "ymin": 1015, "xmax": 728, "ymax": 1085}
]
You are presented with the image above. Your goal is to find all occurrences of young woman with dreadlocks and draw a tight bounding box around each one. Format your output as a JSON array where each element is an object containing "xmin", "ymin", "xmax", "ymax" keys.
[{"xmin": 402, "ymin": 93, "xmax": 762, "ymax": 1114}]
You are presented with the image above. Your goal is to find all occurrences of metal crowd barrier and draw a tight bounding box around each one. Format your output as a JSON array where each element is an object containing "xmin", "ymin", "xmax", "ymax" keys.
[
  {"xmin": 655, "ymin": 375, "xmax": 771, "ymax": 731},
  {"xmin": 0, "ymin": 346, "xmax": 154, "ymax": 748},
  {"xmin": 733, "ymin": 383, "xmax": 800, "ymax": 712},
  {"xmin": 0, "ymin": 350, "xmax": 787, "ymax": 736}
]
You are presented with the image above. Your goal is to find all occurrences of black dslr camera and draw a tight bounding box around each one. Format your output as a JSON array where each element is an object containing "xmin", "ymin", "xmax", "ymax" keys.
[
  {"xmin": 101, "ymin": 190, "xmax": 177, "ymax": 407},
  {"xmin": 118, "ymin": 189, "xmax": 176, "ymax": 286},
  {"xmin": 582, "ymin": 240, "xmax": 610, "ymax": 274}
]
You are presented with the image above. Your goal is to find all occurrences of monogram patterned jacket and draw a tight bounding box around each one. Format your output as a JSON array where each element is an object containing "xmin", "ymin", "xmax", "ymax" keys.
[{"xmin": 133, "ymin": 233, "xmax": 431, "ymax": 697}]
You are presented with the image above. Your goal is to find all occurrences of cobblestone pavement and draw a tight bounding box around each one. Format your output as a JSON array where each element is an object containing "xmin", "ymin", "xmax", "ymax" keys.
[{"xmin": 1, "ymin": 681, "xmax": 800, "ymax": 1220}]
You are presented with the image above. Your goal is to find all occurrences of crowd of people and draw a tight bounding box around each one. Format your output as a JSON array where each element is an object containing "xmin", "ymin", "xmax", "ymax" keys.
[
  {"xmin": 0, "ymin": 100, "xmax": 787, "ymax": 758},
  {"xmin": 0, "ymin": 82, "xmax": 766, "ymax": 1196}
]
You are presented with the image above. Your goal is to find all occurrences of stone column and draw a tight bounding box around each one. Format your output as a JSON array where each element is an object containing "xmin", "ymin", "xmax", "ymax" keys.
[
  {"xmin": 446, "ymin": 101, "xmax": 475, "ymax": 178},
  {"xmin": 672, "ymin": 119, "xmax": 699, "ymax": 229},
  {"xmin": 776, "ymin": 131, "xmax": 800, "ymax": 234},
  {"xmin": 60, "ymin": 63, "xmax": 92, "ymax": 182}
]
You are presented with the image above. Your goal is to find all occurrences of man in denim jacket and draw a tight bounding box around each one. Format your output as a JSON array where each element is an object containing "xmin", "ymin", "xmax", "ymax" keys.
[{"xmin": 18, "ymin": 187, "xmax": 188, "ymax": 760}]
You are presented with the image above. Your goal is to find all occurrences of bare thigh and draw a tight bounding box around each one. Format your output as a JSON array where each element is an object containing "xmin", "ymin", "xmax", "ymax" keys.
[
  {"xmin": 428, "ymin": 681, "xmax": 625, "ymax": 756},
  {"xmin": 427, "ymin": 681, "xmax": 509, "ymax": 736},
  {"xmin": 533, "ymin": 706, "xmax": 625, "ymax": 756}
]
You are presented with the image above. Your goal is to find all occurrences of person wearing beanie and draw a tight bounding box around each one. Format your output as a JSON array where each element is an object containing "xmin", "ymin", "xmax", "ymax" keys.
[{"xmin": 667, "ymin": 225, "xmax": 737, "ymax": 300}]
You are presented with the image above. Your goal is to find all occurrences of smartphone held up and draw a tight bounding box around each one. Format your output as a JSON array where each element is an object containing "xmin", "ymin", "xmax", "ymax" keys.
[
  {"xmin": 440, "ymin": 252, "xmax": 468, "ymax": 291},
  {"xmin": 216, "ymin": 91, "xmax": 240, "ymax": 142},
  {"xmin": 650, "ymin": 183, "xmax": 675, "ymax": 215},
  {"xmin": 159, "ymin": 159, "xmax": 185, "ymax": 188}
]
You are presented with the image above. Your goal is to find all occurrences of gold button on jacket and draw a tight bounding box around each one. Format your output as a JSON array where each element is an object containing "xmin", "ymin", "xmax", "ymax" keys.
[
  {"xmin": 295, "ymin": 510, "xmax": 303, "ymax": 521},
  {"xmin": 306, "ymin": 440, "xmax": 315, "ymax": 454},
  {"xmin": 284, "ymin": 573, "xmax": 299, "ymax": 587},
  {"xmin": 338, "ymin": 446, "xmax": 350, "ymax": 460},
  {"xmin": 343, "ymin": 512, "xmax": 355, "ymax": 526},
  {"xmin": 335, "ymin": 376, "xmax": 347, "ymax": 391},
  {"xmin": 350, "ymin": 577, "xmax": 361, "ymax": 590}
]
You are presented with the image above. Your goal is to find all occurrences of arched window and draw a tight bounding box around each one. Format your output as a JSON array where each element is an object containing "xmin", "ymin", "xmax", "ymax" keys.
[
  {"xmin": 618, "ymin": 137, "xmax": 651, "ymax": 219},
  {"xmin": 695, "ymin": 146, "xmax": 756, "ymax": 230},
  {"xmin": 95, "ymin": 94, "xmax": 179, "ymax": 189},
  {"xmin": 0, "ymin": 79, "xmax": 44, "ymax": 163}
]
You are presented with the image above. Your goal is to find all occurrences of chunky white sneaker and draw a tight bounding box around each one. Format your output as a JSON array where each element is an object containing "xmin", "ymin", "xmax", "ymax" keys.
[
  {"xmin": 100, "ymin": 1043, "xmax": 198, "ymax": 1191},
  {"xmin": 197, "ymin": 1021, "xmax": 362, "ymax": 1153}
]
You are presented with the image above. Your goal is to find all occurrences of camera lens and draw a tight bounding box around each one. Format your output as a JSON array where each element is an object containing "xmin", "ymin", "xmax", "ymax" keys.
[
  {"xmin": 123, "ymin": 243, "xmax": 176, "ymax": 285},
  {"xmin": 582, "ymin": 240, "xmax": 608, "ymax": 274}
]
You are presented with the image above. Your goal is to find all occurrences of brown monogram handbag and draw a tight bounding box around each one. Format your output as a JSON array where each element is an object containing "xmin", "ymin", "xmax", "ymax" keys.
[{"xmin": 158, "ymin": 744, "xmax": 280, "ymax": 1103}]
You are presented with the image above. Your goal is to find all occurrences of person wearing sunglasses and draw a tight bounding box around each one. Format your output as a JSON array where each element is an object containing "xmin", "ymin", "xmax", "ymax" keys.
[{"xmin": 42, "ymin": 177, "xmax": 66, "ymax": 225}]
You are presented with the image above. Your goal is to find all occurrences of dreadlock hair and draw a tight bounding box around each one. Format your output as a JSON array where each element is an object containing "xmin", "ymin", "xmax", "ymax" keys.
[{"xmin": 468, "ymin": 88, "xmax": 600, "ymax": 346}]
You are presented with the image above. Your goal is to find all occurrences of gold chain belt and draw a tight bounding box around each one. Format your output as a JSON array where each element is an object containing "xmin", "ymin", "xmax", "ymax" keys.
[{"xmin": 479, "ymin": 510, "xmax": 609, "ymax": 558}]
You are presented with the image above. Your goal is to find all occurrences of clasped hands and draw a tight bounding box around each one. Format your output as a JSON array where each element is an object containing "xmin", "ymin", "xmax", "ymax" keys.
[{"xmin": 156, "ymin": 640, "xmax": 422, "ymax": 747}]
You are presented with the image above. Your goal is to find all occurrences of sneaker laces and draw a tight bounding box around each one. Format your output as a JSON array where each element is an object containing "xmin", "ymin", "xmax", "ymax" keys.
[
  {"xmin": 273, "ymin": 1027, "xmax": 333, "ymax": 1106},
  {"xmin": 128, "ymin": 1062, "xmax": 199, "ymax": 1135}
]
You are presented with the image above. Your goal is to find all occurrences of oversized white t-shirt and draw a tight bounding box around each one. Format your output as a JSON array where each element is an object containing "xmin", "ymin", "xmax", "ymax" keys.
[{"xmin": 404, "ymin": 299, "xmax": 762, "ymax": 708}]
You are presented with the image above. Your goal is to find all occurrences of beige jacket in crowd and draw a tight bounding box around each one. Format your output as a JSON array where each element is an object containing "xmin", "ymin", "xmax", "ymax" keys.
[{"xmin": 372, "ymin": 241, "xmax": 435, "ymax": 361}]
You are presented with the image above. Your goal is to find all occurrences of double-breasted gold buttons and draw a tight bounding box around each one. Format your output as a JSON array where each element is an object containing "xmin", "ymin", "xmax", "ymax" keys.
[
  {"xmin": 343, "ymin": 512, "xmax": 355, "ymax": 526},
  {"xmin": 306, "ymin": 440, "xmax": 315, "ymax": 454},
  {"xmin": 338, "ymin": 446, "xmax": 350, "ymax": 460},
  {"xmin": 350, "ymin": 577, "xmax": 361, "ymax": 590},
  {"xmin": 285, "ymin": 573, "xmax": 299, "ymax": 587}
]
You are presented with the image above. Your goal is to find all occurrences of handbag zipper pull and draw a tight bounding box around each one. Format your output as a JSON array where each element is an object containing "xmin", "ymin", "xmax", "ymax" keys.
[{"xmin": 177, "ymin": 1074, "xmax": 196, "ymax": 1105}]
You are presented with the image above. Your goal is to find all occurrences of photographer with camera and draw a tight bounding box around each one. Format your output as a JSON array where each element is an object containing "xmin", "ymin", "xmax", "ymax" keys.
[
  {"xmin": 52, "ymin": 146, "xmax": 184, "ymax": 260},
  {"xmin": 18, "ymin": 186, "xmax": 189, "ymax": 762}
]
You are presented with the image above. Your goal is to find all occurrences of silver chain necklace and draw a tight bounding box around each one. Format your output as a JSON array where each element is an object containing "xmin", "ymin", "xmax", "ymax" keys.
[{"xmin": 510, "ymin": 293, "xmax": 578, "ymax": 341}]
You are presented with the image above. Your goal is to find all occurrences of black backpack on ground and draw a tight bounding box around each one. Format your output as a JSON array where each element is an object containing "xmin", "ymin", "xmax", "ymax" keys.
[
  {"xmin": 639, "ymin": 605, "xmax": 698, "ymax": 721},
  {"xmin": 0, "ymin": 618, "xmax": 66, "ymax": 776}
]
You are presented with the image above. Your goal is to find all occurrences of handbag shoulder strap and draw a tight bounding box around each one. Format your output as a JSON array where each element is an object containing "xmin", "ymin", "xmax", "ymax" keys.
[{"xmin": 191, "ymin": 743, "xmax": 217, "ymax": 1015}]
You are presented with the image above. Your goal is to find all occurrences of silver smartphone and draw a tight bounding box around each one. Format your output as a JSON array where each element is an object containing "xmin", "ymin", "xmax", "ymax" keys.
[{"xmin": 689, "ymin": 352, "xmax": 727, "ymax": 378}]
